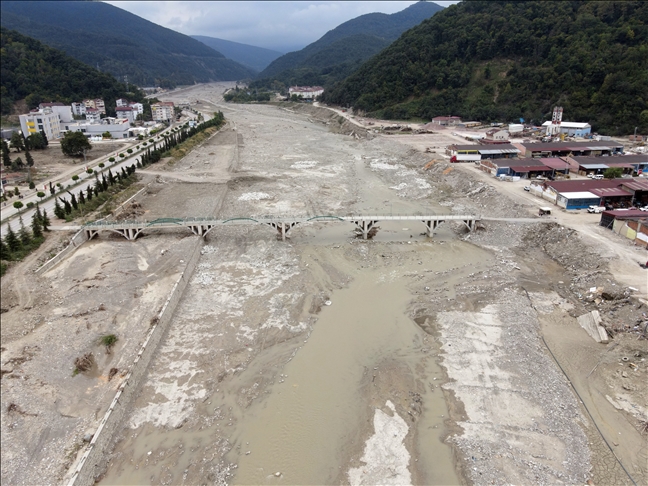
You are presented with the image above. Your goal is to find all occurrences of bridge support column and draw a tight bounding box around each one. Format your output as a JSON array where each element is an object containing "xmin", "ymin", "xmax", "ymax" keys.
[
  {"xmin": 188, "ymin": 224, "xmax": 214, "ymax": 237},
  {"xmin": 423, "ymin": 219, "xmax": 443, "ymax": 237},
  {"xmin": 266, "ymin": 221, "xmax": 300, "ymax": 241},
  {"xmin": 462, "ymin": 219, "xmax": 476, "ymax": 232},
  {"xmin": 352, "ymin": 220, "xmax": 379, "ymax": 240},
  {"xmin": 85, "ymin": 229, "xmax": 99, "ymax": 240},
  {"xmin": 115, "ymin": 227, "xmax": 142, "ymax": 241}
]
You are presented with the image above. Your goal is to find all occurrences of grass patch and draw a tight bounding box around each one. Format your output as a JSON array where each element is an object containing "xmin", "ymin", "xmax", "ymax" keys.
[{"xmin": 166, "ymin": 126, "xmax": 219, "ymax": 162}]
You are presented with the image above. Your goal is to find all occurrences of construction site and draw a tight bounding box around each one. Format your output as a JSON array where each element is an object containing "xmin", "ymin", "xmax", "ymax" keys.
[{"xmin": 1, "ymin": 82, "xmax": 646, "ymax": 486}]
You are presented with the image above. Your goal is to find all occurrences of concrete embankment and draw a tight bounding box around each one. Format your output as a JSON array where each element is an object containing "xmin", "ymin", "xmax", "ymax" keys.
[{"xmin": 65, "ymin": 237, "xmax": 204, "ymax": 486}]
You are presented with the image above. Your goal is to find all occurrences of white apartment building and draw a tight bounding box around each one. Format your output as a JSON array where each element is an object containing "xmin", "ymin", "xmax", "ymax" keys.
[
  {"xmin": 115, "ymin": 106, "xmax": 136, "ymax": 123},
  {"xmin": 19, "ymin": 108, "xmax": 61, "ymax": 141},
  {"xmin": 129, "ymin": 102, "xmax": 144, "ymax": 115},
  {"xmin": 116, "ymin": 98, "xmax": 129, "ymax": 107},
  {"xmin": 71, "ymin": 102, "xmax": 86, "ymax": 116},
  {"xmin": 39, "ymin": 102, "xmax": 74, "ymax": 123},
  {"xmin": 85, "ymin": 108, "xmax": 101, "ymax": 123},
  {"xmin": 151, "ymin": 102, "xmax": 174, "ymax": 121}
]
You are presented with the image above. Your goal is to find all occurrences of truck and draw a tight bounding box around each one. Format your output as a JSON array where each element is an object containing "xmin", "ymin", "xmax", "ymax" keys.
[{"xmin": 587, "ymin": 205, "xmax": 606, "ymax": 213}]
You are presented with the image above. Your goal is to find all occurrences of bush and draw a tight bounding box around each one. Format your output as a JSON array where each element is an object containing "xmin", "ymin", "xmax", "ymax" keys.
[
  {"xmin": 108, "ymin": 157, "xmax": 115, "ymax": 162},
  {"xmin": 26, "ymin": 202, "xmax": 35, "ymax": 209},
  {"xmin": 127, "ymin": 148, "xmax": 133, "ymax": 154},
  {"xmin": 119, "ymin": 153, "xmax": 125, "ymax": 158},
  {"xmin": 142, "ymin": 142, "xmax": 147, "ymax": 146},
  {"xmin": 29, "ymin": 181, "xmax": 35, "ymax": 189},
  {"xmin": 36, "ymin": 191, "xmax": 45, "ymax": 199},
  {"xmin": 71, "ymin": 175, "xmax": 79, "ymax": 181},
  {"xmin": 86, "ymin": 168, "xmax": 93, "ymax": 174},
  {"xmin": 98, "ymin": 162, "xmax": 105, "ymax": 168},
  {"xmin": 13, "ymin": 201, "xmax": 23, "ymax": 210},
  {"xmin": 100, "ymin": 334, "xmax": 118, "ymax": 349},
  {"xmin": 56, "ymin": 182, "xmax": 62, "ymax": 187}
]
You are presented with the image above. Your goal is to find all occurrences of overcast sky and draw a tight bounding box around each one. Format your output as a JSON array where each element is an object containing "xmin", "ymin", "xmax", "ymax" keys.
[{"xmin": 105, "ymin": 1, "xmax": 458, "ymax": 53}]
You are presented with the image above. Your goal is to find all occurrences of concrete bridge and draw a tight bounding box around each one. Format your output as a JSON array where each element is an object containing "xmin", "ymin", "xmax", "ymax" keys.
[{"xmin": 82, "ymin": 214, "xmax": 481, "ymax": 241}]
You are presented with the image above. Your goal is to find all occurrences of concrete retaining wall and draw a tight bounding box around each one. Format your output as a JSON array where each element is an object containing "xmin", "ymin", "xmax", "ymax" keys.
[
  {"xmin": 35, "ymin": 230, "xmax": 89, "ymax": 275},
  {"xmin": 66, "ymin": 237, "xmax": 204, "ymax": 486}
]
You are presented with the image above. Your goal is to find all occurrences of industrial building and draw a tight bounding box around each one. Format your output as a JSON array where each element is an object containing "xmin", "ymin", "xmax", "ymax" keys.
[{"xmin": 514, "ymin": 140, "xmax": 624, "ymax": 158}]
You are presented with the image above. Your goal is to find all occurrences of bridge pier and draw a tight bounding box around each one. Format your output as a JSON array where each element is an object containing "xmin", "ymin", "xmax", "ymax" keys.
[
  {"xmin": 352, "ymin": 220, "xmax": 379, "ymax": 240},
  {"xmin": 85, "ymin": 229, "xmax": 99, "ymax": 240},
  {"xmin": 423, "ymin": 219, "xmax": 443, "ymax": 237},
  {"xmin": 265, "ymin": 221, "xmax": 300, "ymax": 241},
  {"xmin": 114, "ymin": 227, "xmax": 142, "ymax": 241},
  {"xmin": 188, "ymin": 224, "xmax": 214, "ymax": 237}
]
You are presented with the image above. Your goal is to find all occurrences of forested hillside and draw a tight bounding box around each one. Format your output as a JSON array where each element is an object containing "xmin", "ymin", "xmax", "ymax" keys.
[
  {"xmin": 252, "ymin": 1, "xmax": 443, "ymax": 90},
  {"xmin": 0, "ymin": 1, "xmax": 255, "ymax": 87},
  {"xmin": 191, "ymin": 36, "xmax": 283, "ymax": 72},
  {"xmin": 1, "ymin": 28, "xmax": 142, "ymax": 116},
  {"xmin": 323, "ymin": 0, "xmax": 648, "ymax": 135}
]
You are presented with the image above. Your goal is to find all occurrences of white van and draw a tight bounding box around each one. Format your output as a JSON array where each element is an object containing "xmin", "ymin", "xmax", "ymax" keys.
[
  {"xmin": 588, "ymin": 173, "xmax": 604, "ymax": 180},
  {"xmin": 587, "ymin": 205, "xmax": 606, "ymax": 213}
]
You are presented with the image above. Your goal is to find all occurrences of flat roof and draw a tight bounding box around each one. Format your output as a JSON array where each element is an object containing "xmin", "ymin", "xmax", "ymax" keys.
[
  {"xmin": 522, "ymin": 141, "xmax": 623, "ymax": 151},
  {"xmin": 580, "ymin": 163, "xmax": 609, "ymax": 169},
  {"xmin": 590, "ymin": 187, "xmax": 632, "ymax": 197},
  {"xmin": 541, "ymin": 121, "xmax": 591, "ymax": 128},
  {"xmin": 451, "ymin": 144, "xmax": 520, "ymax": 153},
  {"xmin": 572, "ymin": 155, "xmax": 648, "ymax": 165},
  {"xmin": 559, "ymin": 191, "xmax": 600, "ymax": 199},
  {"xmin": 545, "ymin": 178, "xmax": 630, "ymax": 192},
  {"xmin": 602, "ymin": 209, "xmax": 648, "ymax": 219}
]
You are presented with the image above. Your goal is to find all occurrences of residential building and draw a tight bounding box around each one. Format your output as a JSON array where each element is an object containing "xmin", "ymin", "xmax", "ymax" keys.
[
  {"xmin": 288, "ymin": 86, "xmax": 324, "ymax": 99},
  {"xmin": 83, "ymin": 98, "xmax": 106, "ymax": 114},
  {"xmin": 542, "ymin": 121, "xmax": 591, "ymax": 137},
  {"xmin": 129, "ymin": 102, "xmax": 144, "ymax": 115},
  {"xmin": 115, "ymin": 106, "xmax": 136, "ymax": 124},
  {"xmin": 85, "ymin": 108, "xmax": 101, "ymax": 123},
  {"xmin": 116, "ymin": 98, "xmax": 129, "ymax": 107},
  {"xmin": 151, "ymin": 101, "xmax": 174, "ymax": 122},
  {"xmin": 71, "ymin": 102, "xmax": 86, "ymax": 116},
  {"xmin": 484, "ymin": 128, "xmax": 509, "ymax": 141},
  {"xmin": 39, "ymin": 102, "xmax": 73, "ymax": 123},
  {"xmin": 19, "ymin": 107, "xmax": 61, "ymax": 141}
]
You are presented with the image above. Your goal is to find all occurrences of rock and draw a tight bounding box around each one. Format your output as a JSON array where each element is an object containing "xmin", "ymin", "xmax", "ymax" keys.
[{"xmin": 577, "ymin": 311, "xmax": 608, "ymax": 343}]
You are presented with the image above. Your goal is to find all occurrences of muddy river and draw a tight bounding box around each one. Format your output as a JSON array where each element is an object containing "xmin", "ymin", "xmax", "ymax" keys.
[{"xmin": 97, "ymin": 88, "xmax": 494, "ymax": 485}]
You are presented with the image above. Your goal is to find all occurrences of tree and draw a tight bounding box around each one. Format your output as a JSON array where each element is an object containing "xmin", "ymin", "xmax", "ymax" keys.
[
  {"xmin": 69, "ymin": 192, "xmax": 78, "ymax": 210},
  {"xmin": 10, "ymin": 132, "xmax": 25, "ymax": 152},
  {"xmin": 36, "ymin": 191, "xmax": 45, "ymax": 200},
  {"xmin": 26, "ymin": 132, "xmax": 47, "ymax": 150},
  {"xmin": 61, "ymin": 132, "xmax": 92, "ymax": 157},
  {"xmin": 18, "ymin": 217, "xmax": 31, "ymax": 247},
  {"xmin": 41, "ymin": 209, "xmax": 51, "ymax": 231},
  {"xmin": 78, "ymin": 190, "xmax": 85, "ymax": 205},
  {"xmin": 4, "ymin": 226, "xmax": 21, "ymax": 253},
  {"xmin": 604, "ymin": 167, "xmax": 623, "ymax": 179},
  {"xmin": 0, "ymin": 238, "xmax": 10, "ymax": 261},
  {"xmin": 86, "ymin": 186, "xmax": 93, "ymax": 201},
  {"xmin": 25, "ymin": 150, "xmax": 34, "ymax": 167},
  {"xmin": 54, "ymin": 199, "xmax": 65, "ymax": 219},
  {"xmin": 13, "ymin": 157, "xmax": 24, "ymax": 169},
  {"xmin": 40, "ymin": 130, "xmax": 49, "ymax": 147},
  {"xmin": 31, "ymin": 212, "xmax": 43, "ymax": 238},
  {"xmin": 49, "ymin": 181, "xmax": 55, "ymax": 196},
  {"xmin": 102, "ymin": 131, "xmax": 112, "ymax": 139},
  {"xmin": 13, "ymin": 201, "xmax": 23, "ymax": 211},
  {"xmin": 2, "ymin": 140, "xmax": 11, "ymax": 167}
]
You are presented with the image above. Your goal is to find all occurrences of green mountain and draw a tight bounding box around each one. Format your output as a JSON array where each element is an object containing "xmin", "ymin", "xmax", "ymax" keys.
[
  {"xmin": 191, "ymin": 36, "xmax": 283, "ymax": 72},
  {"xmin": 252, "ymin": 1, "xmax": 444, "ymax": 90},
  {"xmin": 322, "ymin": 0, "xmax": 648, "ymax": 135},
  {"xmin": 0, "ymin": 1, "xmax": 255, "ymax": 87},
  {"xmin": 1, "ymin": 28, "xmax": 145, "ymax": 116}
]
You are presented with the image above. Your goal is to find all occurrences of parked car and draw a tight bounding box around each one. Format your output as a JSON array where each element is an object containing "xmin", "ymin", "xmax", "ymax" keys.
[{"xmin": 523, "ymin": 186, "xmax": 531, "ymax": 191}]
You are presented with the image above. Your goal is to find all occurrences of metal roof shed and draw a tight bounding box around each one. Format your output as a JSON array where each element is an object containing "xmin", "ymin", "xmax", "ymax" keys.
[
  {"xmin": 556, "ymin": 191, "xmax": 601, "ymax": 209},
  {"xmin": 579, "ymin": 163, "xmax": 609, "ymax": 170}
]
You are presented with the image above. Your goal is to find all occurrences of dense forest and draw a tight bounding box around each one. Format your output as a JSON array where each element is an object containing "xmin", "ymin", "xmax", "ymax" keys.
[
  {"xmin": 1, "ymin": 28, "xmax": 145, "ymax": 116},
  {"xmin": 1, "ymin": 1, "xmax": 255, "ymax": 87},
  {"xmin": 252, "ymin": 1, "xmax": 443, "ymax": 91},
  {"xmin": 322, "ymin": 1, "xmax": 648, "ymax": 135}
]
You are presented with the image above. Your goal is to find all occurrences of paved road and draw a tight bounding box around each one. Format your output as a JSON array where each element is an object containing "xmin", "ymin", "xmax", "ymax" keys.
[{"xmin": 1, "ymin": 123, "xmax": 179, "ymax": 236}]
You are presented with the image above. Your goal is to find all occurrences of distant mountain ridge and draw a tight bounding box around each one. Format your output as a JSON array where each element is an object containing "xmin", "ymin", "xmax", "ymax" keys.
[
  {"xmin": 322, "ymin": 0, "xmax": 648, "ymax": 135},
  {"xmin": 1, "ymin": 28, "xmax": 143, "ymax": 116},
  {"xmin": 253, "ymin": 1, "xmax": 444, "ymax": 89},
  {"xmin": 0, "ymin": 1, "xmax": 255, "ymax": 87},
  {"xmin": 191, "ymin": 36, "xmax": 283, "ymax": 72}
]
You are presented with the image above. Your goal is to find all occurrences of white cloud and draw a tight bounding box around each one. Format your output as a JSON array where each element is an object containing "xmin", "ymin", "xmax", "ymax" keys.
[{"xmin": 105, "ymin": 1, "xmax": 458, "ymax": 53}]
